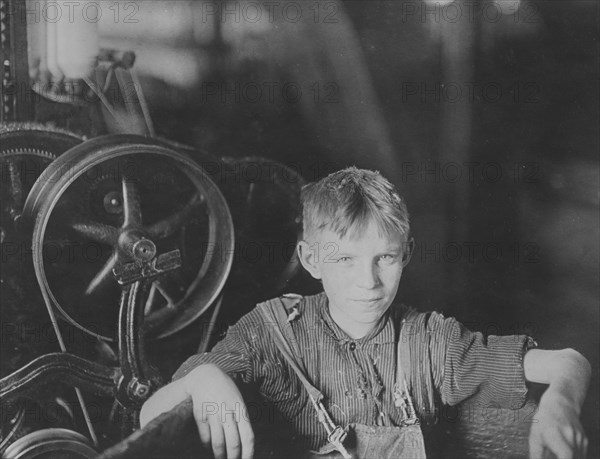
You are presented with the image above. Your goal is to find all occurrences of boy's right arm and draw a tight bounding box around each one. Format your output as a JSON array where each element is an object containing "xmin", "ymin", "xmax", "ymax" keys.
[
  {"xmin": 140, "ymin": 363, "xmax": 254, "ymax": 459},
  {"xmin": 141, "ymin": 307, "xmax": 264, "ymax": 458}
]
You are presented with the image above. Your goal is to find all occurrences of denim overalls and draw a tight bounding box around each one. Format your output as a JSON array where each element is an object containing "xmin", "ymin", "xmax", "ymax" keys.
[{"xmin": 258, "ymin": 299, "xmax": 427, "ymax": 459}]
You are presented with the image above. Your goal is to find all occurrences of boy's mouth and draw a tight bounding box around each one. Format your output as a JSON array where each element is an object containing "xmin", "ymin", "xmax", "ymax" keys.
[{"xmin": 353, "ymin": 297, "xmax": 383, "ymax": 303}]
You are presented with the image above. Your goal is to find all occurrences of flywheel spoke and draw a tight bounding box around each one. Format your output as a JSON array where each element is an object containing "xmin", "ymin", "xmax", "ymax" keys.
[
  {"xmin": 143, "ymin": 277, "xmax": 186, "ymax": 336},
  {"xmin": 69, "ymin": 221, "xmax": 119, "ymax": 245},
  {"xmin": 122, "ymin": 178, "xmax": 142, "ymax": 227},
  {"xmin": 143, "ymin": 282, "xmax": 161, "ymax": 315},
  {"xmin": 85, "ymin": 251, "xmax": 118, "ymax": 295},
  {"xmin": 154, "ymin": 276, "xmax": 187, "ymax": 307},
  {"xmin": 146, "ymin": 193, "xmax": 204, "ymax": 240}
]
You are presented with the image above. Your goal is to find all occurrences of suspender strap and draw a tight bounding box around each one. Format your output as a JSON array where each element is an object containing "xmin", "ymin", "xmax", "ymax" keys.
[
  {"xmin": 396, "ymin": 309, "xmax": 438, "ymax": 425},
  {"xmin": 394, "ymin": 315, "xmax": 420, "ymax": 425},
  {"xmin": 257, "ymin": 300, "xmax": 323, "ymax": 402},
  {"xmin": 257, "ymin": 299, "xmax": 351, "ymax": 459}
]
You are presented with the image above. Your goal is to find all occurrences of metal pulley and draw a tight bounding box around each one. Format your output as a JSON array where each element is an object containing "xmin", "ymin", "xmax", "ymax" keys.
[
  {"xmin": 3, "ymin": 428, "xmax": 97, "ymax": 459},
  {"xmin": 21, "ymin": 134, "xmax": 235, "ymax": 341}
]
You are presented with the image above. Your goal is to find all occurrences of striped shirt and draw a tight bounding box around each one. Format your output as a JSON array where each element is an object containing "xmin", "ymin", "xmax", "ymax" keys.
[{"xmin": 174, "ymin": 292, "xmax": 533, "ymax": 451}]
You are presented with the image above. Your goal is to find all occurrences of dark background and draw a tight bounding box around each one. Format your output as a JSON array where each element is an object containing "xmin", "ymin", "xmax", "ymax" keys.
[{"xmin": 2, "ymin": 0, "xmax": 598, "ymax": 457}]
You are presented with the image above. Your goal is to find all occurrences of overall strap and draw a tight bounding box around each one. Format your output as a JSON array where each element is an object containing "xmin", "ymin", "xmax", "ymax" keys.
[
  {"xmin": 257, "ymin": 298, "xmax": 322, "ymax": 402},
  {"xmin": 394, "ymin": 312, "xmax": 420, "ymax": 425},
  {"xmin": 257, "ymin": 297, "xmax": 351, "ymax": 459},
  {"xmin": 395, "ymin": 308, "xmax": 438, "ymax": 425}
]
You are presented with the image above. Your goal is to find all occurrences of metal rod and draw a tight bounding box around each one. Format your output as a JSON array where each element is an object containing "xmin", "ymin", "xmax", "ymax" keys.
[
  {"xmin": 83, "ymin": 75, "xmax": 119, "ymax": 120},
  {"xmin": 130, "ymin": 69, "xmax": 156, "ymax": 137}
]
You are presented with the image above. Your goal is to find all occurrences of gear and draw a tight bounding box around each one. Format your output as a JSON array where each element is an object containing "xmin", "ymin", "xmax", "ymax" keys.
[
  {"xmin": 0, "ymin": 126, "xmax": 83, "ymax": 224},
  {"xmin": 0, "ymin": 149, "xmax": 56, "ymax": 223},
  {"xmin": 0, "ymin": 147, "xmax": 57, "ymax": 159}
]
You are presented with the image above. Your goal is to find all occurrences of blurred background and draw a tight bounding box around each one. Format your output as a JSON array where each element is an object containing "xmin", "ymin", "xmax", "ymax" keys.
[{"xmin": 2, "ymin": 0, "xmax": 598, "ymax": 456}]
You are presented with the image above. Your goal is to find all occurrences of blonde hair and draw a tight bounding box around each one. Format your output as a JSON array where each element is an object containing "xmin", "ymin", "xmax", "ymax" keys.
[{"xmin": 301, "ymin": 167, "xmax": 410, "ymax": 241}]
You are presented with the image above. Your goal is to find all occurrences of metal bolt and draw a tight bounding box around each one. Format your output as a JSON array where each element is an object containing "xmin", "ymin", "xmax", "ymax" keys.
[
  {"xmin": 131, "ymin": 381, "xmax": 150, "ymax": 398},
  {"xmin": 132, "ymin": 238, "xmax": 156, "ymax": 261},
  {"xmin": 135, "ymin": 385, "xmax": 148, "ymax": 396}
]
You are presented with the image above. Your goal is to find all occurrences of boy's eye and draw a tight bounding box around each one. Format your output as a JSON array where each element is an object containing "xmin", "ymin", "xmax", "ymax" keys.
[
  {"xmin": 337, "ymin": 256, "xmax": 352, "ymax": 263},
  {"xmin": 379, "ymin": 254, "xmax": 398, "ymax": 264}
]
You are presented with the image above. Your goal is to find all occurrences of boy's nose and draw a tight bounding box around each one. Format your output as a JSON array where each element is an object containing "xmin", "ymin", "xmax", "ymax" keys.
[{"xmin": 355, "ymin": 262, "xmax": 380, "ymax": 289}]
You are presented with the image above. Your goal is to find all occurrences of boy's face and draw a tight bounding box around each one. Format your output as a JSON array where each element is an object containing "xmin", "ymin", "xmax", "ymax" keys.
[{"xmin": 298, "ymin": 221, "xmax": 410, "ymax": 333}]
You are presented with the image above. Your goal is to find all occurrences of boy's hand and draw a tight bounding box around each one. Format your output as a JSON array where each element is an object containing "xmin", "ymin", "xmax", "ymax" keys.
[
  {"xmin": 140, "ymin": 364, "xmax": 254, "ymax": 459},
  {"xmin": 529, "ymin": 389, "xmax": 588, "ymax": 459},
  {"xmin": 524, "ymin": 349, "xmax": 591, "ymax": 459}
]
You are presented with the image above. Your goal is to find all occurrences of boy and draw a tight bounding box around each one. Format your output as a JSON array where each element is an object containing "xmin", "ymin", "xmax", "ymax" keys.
[{"xmin": 141, "ymin": 167, "xmax": 590, "ymax": 459}]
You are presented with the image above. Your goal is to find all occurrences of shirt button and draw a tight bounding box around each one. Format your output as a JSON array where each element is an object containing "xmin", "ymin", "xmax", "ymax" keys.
[{"xmin": 349, "ymin": 342, "xmax": 356, "ymax": 351}]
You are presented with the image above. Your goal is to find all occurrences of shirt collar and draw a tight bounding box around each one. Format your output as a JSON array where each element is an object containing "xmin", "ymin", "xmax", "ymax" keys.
[{"xmin": 316, "ymin": 292, "xmax": 396, "ymax": 345}]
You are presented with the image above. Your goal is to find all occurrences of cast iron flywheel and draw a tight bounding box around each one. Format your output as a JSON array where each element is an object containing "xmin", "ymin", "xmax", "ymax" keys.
[{"xmin": 21, "ymin": 135, "xmax": 234, "ymax": 341}]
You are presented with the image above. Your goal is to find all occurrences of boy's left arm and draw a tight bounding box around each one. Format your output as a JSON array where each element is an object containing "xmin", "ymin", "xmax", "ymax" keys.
[{"xmin": 524, "ymin": 348, "xmax": 591, "ymax": 459}]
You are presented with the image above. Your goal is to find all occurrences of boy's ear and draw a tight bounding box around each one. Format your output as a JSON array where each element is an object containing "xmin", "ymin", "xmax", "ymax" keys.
[
  {"xmin": 401, "ymin": 237, "xmax": 415, "ymax": 267},
  {"xmin": 297, "ymin": 240, "xmax": 322, "ymax": 280}
]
